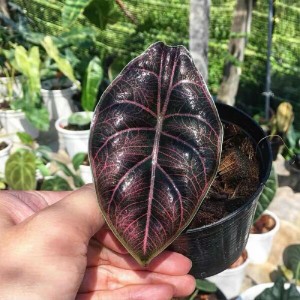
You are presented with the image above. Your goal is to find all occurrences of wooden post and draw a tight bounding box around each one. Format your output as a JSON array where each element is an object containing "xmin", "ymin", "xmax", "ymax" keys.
[{"xmin": 217, "ymin": 0, "xmax": 253, "ymax": 106}]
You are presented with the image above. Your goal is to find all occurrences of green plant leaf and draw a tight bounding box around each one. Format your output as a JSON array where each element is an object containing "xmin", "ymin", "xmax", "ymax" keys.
[
  {"xmin": 41, "ymin": 176, "xmax": 72, "ymax": 191},
  {"xmin": 108, "ymin": 58, "xmax": 125, "ymax": 82},
  {"xmin": 82, "ymin": 57, "xmax": 103, "ymax": 111},
  {"xmin": 73, "ymin": 175, "xmax": 85, "ymax": 188},
  {"xmin": 68, "ymin": 112, "xmax": 91, "ymax": 126},
  {"xmin": 84, "ymin": 0, "xmax": 115, "ymax": 29},
  {"xmin": 72, "ymin": 152, "xmax": 87, "ymax": 170},
  {"xmin": 55, "ymin": 160, "xmax": 84, "ymax": 187},
  {"xmin": 195, "ymin": 279, "xmax": 217, "ymax": 293},
  {"xmin": 283, "ymin": 244, "xmax": 300, "ymax": 280},
  {"xmin": 5, "ymin": 150, "xmax": 36, "ymax": 190},
  {"xmin": 254, "ymin": 165, "xmax": 278, "ymax": 222},
  {"xmin": 17, "ymin": 132, "xmax": 34, "ymax": 146},
  {"xmin": 25, "ymin": 106, "xmax": 50, "ymax": 132},
  {"xmin": 255, "ymin": 277, "xmax": 300, "ymax": 300},
  {"xmin": 41, "ymin": 36, "xmax": 78, "ymax": 86},
  {"xmin": 62, "ymin": 0, "xmax": 93, "ymax": 27}
]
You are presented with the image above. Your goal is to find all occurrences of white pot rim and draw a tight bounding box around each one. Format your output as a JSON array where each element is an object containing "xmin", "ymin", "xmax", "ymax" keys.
[
  {"xmin": 219, "ymin": 257, "xmax": 250, "ymax": 275},
  {"xmin": 55, "ymin": 113, "xmax": 92, "ymax": 135},
  {"xmin": 41, "ymin": 80, "xmax": 77, "ymax": 93},
  {"xmin": 250, "ymin": 210, "xmax": 280, "ymax": 239},
  {"xmin": 0, "ymin": 139, "xmax": 13, "ymax": 153},
  {"xmin": 0, "ymin": 108, "xmax": 24, "ymax": 116}
]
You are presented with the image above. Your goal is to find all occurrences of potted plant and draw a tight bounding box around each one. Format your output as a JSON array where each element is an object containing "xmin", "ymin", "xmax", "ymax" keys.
[
  {"xmin": 0, "ymin": 45, "xmax": 50, "ymax": 140},
  {"xmin": 40, "ymin": 35, "xmax": 80, "ymax": 120},
  {"xmin": 240, "ymin": 244, "xmax": 300, "ymax": 299},
  {"xmin": 254, "ymin": 102, "xmax": 294, "ymax": 161},
  {"xmin": 72, "ymin": 152, "xmax": 92, "ymax": 184},
  {"xmin": 55, "ymin": 56, "xmax": 103, "ymax": 158},
  {"xmin": 88, "ymin": 42, "xmax": 272, "ymax": 277},
  {"xmin": 206, "ymin": 250, "xmax": 249, "ymax": 299},
  {"xmin": 4, "ymin": 133, "xmax": 84, "ymax": 190},
  {"xmin": 246, "ymin": 166, "xmax": 280, "ymax": 264}
]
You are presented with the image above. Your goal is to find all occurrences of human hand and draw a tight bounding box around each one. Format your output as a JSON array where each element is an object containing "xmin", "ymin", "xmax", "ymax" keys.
[{"xmin": 0, "ymin": 185, "xmax": 195, "ymax": 300}]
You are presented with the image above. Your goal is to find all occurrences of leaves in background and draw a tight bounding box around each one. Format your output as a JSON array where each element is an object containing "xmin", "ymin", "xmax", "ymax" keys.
[
  {"xmin": 72, "ymin": 152, "xmax": 87, "ymax": 171},
  {"xmin": 283, "ymin": 244, "xmax": 300, "ymax": 280},
  {"xmin": 41, "ymin": 36, "xmax": 78, "ymax": 87},
  {"xmin": 17, "ymin": 132, "xmax": 34, "ymax": 147},
  {"xmin": 62, "ymin": 0, "xmax": 93, "ymax": 27},
  {"xmin": 81, "ymin": 57, "xmax": 103, "ymax": 111},
  {"xmin": 254, "ymin": 165, "xmax": 278, "ymax": 222},
  {"xmin": 5, "ymin": 150, "xmax": 36, "ymax": 190},
  {"xmin": 41, "ymin": 176, "xmax": 72, "ymax": 191}
]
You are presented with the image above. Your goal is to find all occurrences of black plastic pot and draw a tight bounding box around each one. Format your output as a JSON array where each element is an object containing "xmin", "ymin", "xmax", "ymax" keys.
[{"xmin": 169, "ymin": 103, "xmax": 272, "ymax": 278}]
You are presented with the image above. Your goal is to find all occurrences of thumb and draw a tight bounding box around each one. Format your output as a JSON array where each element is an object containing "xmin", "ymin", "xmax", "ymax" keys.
[{"xmin": 29, "ymin": 184, "xmax": 105, "ymax": 246}]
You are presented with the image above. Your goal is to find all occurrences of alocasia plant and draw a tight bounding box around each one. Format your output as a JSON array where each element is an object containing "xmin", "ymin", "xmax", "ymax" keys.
[{"xmin": 89, "ymin": 42, "xmax": 223, "ymax": 265}]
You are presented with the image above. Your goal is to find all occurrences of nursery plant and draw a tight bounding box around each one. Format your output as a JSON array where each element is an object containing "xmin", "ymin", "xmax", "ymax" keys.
[
  {"xmin": 4, "ymin": 133, "xmax": 84, "ymax": 190},
  {"xmin": 255, "ymin": 244, "xmax": 300, "ymax": 299},
  {"xmin": 89, "ymin": 41, "xmax": 272, "ymax": 270}
]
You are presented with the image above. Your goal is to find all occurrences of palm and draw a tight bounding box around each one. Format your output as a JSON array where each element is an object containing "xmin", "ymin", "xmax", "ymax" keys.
[{"xmin": 0, "ymin": 188, "xmax": 195, "ymax": 300}]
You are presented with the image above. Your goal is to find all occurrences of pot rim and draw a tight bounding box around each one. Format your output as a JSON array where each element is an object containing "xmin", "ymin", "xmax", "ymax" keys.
[
  {"xmin": 41, "ymin": 79, "xmax": 77, "ymax": 92},
  {"xmin": 249, "ymin": 210, "xmax": 280, "ymax": 238},
  {"xmin": 0, "ymin": 139, "xmax": 13, "ymax": 153},
  {"xmin": 186, "ymin": 104, "xmax": 272, "ymax": 234},
  {"xmin": 55, "ymin": 112, "xmax": 92, "ymax": 135}
]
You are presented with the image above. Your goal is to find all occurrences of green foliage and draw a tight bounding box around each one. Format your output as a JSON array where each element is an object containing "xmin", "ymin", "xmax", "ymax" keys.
[
  {"xmin": 41, "ymin": 176, "xmax": 72, "ymax": 191},
  {"xmin": 41, "ymin": 36, "xmax": 78, "ymax": 87},
  {"xmin": 68, "ymin": 112, "xmax": 91, "ymax": 126},
  {"xmin": 5, "ymin": 149, "xmax": 36, "ymax": 190},
  {"xmin": 17, "ymin": 132, "xmax": 34, "ymax": 147},
  {"xmin": 81, "ymin": 57, "xmax": 103, "ymax": 111},
  {"xmin": 283, "ymin": 244, "xmax": 300, "ymax": 281},
  {"xmin": 254, "ymin": 165, "xmax": 278, "ymax": 222},
  {"xmin": 55, "ymin": 160, "xmax": 84, "ymax": 188},
  {"xmin": 255, "ymin": 277, "xmax": 300, "ymax": 300},
  {"xmin": 72, "ymin": 152, "xmax": 87, "ymax": 171},
  {"xmin": 187, "ymin": 279, "xmax": 217, "ymax": 300}
]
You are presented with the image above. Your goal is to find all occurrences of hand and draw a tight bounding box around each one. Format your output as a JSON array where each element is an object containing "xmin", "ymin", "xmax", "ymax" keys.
[{"xmin": 0, "ymin": 185, "xmax": 195, "ymax": 300}]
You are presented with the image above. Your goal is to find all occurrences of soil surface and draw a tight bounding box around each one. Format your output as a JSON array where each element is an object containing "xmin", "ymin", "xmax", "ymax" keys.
[
  {"xmin": 0, "ymin": 101, "xmax": 11, "ymax": 110},
  {"xmin": 250, "ymin": 214, "xmax": 276, "ymax": 234},
  {"xmin": 0, "ymin": 141, "xmax": 8, "ymax": 151},
  {"xmin": 189, "ymin": 123, "xmax": 260, "ymax": 228},
  {"xmin": 229, "ymin": 250, "xmax": 248, "ymax": 268},
  {"xmin": 63, "ymin": 123, "xmax": 91, "ymax": 131}
]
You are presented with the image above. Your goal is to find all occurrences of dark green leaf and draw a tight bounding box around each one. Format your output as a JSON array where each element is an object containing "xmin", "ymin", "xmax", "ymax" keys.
[
  {"xmin": 72, "ymin": 153, "xmax": 87, "ymax": 170},
  {"xmin": 82, "ymin": 57, "xmax": 103, "ymax": 111},
  {"xmin": 195, "ymin": 279, "xmax": 217, "ymax": 293},
  {"xmin": 254, "ymin": 165, "xmax": 278, "ymax": 222},
  {"xmin": 108, "ymin": 58, "xmax": 125, "ymax": 82},
  {"xmin": 56, "ymin": 161, "xmax": 73, "ymax": 177},
  {"xmin": 62, "ymin": 0, "xmax": 93, "ymax": 27},
  {"xmin": 5, "ymin": 150, "xmax": 36, "ymax": 190},
  {"xmin": 84, "ymin": 0, "xmax": 115, "ymax": 29},
  {"xmin": 73, "ymin": 175, "xmax": 85, "ymax": 188},
  {"xmin": 17, "ymin": 132, "xmax": 34, "ymax": 146},
  {"xmin": 255, "ymin": 277, "xmax": 300, "ymax": 300},
  {"xmin": 283, "ymin": 244, "xmax": 300, "ymax": 280},
  {"xmin": 41, "ymin": 176, "xmax": 72, "ymax": 191}
]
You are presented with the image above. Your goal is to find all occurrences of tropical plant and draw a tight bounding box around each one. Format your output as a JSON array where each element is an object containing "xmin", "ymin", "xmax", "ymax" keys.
[
  {"xmin": 253, "ymin": 165, "xmax": 278, "ymax": 222},
  {"xmin": 186, "ymin": 279, "xmax": 218, "ymax": 300},
  {"xmin": 89, "ymin": 42, "xmax": 223, "ymax": 266},
  {"xmin": 4, "ymin": 133, "xmax": 84, "ymax": 190},
  {"xmin": 255, "ymin": 244, "xmax": 300, "ymax": 299}
]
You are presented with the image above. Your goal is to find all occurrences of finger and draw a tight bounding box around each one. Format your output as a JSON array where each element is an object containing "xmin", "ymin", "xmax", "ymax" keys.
[
  {"xmin": 87, "ymin": 242, "xmax": 192, "ymax": 275},
  {"xmin": 29, "ymin": 184, "xmax": 104, "ymax": 246},
  {"xmin": 93, "ymin": 228, "xmax": 128, "ymax": 254},
  {"xmin": 80, "ymin": 265, "xmax": 195, "ymax": 297},
  {"xmin": 76, "ymin": 284, "xmax": 174, "ymax": 300}
]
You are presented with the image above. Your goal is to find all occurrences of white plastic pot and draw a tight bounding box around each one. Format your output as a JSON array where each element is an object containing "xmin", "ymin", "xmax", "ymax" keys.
[
  {"xmin": 41, "ymin": 81, "xmax": 77, "ymax": 120},
  {"xmin": 0, "ymin": 139, "xmax": 12, "ymax": 175},
  {"xmin": 79, "ymin": 165, "xmax": 93, "ymax": 184},
  {"xmin": 0, "ymin": 109, "xmax": 39, "ymax": 140},
  {"xmin": 55, "ymin": 112, "xmax": 92, "ymax": 158},
  {"xmin": 246, "ymin": 210, "xmax": 280, "ymax": 264},
  {"xmin": 0, "ymin": 75, "xmax": 22, "ymax": 99},
  {"xmin": 207, "ymin": 255, "xmax": 250, "ymax": 299},
  {"xmin": 239, "ymin": 283, "xmax": 300, "ymax": 300}
]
